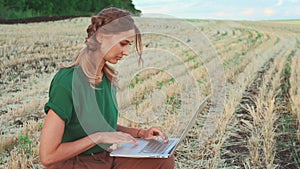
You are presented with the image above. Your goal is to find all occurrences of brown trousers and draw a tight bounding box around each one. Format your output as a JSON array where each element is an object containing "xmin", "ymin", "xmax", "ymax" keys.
[{"xmin": 46, "ymin": 151, "xmax": 175, "ymax": 169}]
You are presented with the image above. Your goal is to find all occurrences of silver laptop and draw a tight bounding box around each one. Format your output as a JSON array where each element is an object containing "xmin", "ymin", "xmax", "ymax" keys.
[{"xmin": 109, "ymin": 95, "xmax": 210, "ymax": 158}]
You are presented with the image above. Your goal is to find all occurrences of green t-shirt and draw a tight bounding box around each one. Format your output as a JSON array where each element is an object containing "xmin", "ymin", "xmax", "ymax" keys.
[{"xmin": 44, "ymin": 66, "xmax": 118, "ymax": 155}]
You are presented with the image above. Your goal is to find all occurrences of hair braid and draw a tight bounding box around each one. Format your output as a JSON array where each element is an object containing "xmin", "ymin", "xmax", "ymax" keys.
[{"xmin": 86, "ymin": 7, "xmax": 132, "ymax": 41}]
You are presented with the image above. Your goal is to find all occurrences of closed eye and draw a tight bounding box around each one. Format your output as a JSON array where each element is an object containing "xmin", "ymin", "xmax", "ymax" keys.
[{"xmin": 120, "ymin": 40, "xmax": 133, "ymax": 46}]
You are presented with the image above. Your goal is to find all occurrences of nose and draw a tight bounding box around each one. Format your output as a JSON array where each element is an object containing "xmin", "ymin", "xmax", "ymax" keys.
[{"xmin": 122, "ymin": 45, "xmax": 129, "ymax": 56}]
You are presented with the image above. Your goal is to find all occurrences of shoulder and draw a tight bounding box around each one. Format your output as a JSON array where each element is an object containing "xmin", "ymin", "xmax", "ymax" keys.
[
  {"xmin": 45, "ymin": 68, "xmax": 75, "ymax": 123},
  {"xmin": 51, "ymin": 67, "xmax": 75, "ymax": 90}
]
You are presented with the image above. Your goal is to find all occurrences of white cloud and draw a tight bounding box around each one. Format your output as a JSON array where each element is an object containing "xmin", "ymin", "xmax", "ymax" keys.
[
  {"xmin": 241, "ymin": 8, "xmax": 255, "ymax": 16},
  {"xmin": 133, "ymin": 0, "xmax": 299, "ymax": 20},
  {"xmin": 294, "ymin": 6, "xmax": 300, "ymax": 15},
  {"xmin": 276, "ymin": 0, "xmax": 300, "ymax": 6},
  {"xmin": 284, "ymin": 10, "xmax": 290, "ymax": 16},
  {"xmin": 140, "ymin": 7, "xmax": 171, "ymax": 14},
  {"xmin": 137, "ymin": 1, "xmax": 202, "ymax": 18},
  {"xmin": 276, "ymin": 0, "xmax": 284, "ymax": 6},
  {"xmin": 264, "ymin": 8, "xmax": 276, "ymax": 16}
]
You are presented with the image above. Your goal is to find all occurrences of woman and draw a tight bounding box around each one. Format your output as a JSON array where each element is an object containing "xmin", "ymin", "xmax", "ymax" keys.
[{"xmin": 39, "ymin": 7, "xmax": 174, "ymax": 169}]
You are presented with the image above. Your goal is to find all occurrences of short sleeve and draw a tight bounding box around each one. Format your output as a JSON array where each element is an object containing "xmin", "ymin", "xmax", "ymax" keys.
[{"xmin": 44, "ymin": 82, "xmax": 73, "ymax": 124}]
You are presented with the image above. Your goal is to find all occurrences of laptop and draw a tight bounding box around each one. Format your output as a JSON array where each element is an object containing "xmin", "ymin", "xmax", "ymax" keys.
[{"xmin": 109, "ymin": 95, "xmax": 210, "ymax": 158}]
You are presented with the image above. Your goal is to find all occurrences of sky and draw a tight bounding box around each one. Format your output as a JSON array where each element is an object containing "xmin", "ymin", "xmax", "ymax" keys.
[{"xmin": 132, "ymin": 0, "xmax": 300, "ymax": 20}]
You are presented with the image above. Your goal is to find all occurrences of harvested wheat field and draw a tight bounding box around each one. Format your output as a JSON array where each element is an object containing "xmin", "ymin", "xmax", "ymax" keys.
[{"xmin": 0, "ymin": 17, "xmax": 300, "ymax": 168}]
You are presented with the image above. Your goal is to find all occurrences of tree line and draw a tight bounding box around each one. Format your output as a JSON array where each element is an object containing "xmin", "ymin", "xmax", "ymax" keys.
[{"xmin": 0, "ymin": 0, "xmax": 141, "ymax": 19}]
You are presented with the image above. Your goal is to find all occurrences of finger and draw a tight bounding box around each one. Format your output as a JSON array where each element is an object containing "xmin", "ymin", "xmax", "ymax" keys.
[
  {"xmin": 115, "ymin": 132, "xmax": 138, "ymax": 145},
  {"xmin": 153, "ymin": 128, "xmax": 167, "ymax": 139},
  {"xmin": 128, "ymin": 135, "xmax": 138, "ymax": 146},
  {"xmin": 147, "ymin": 135, "xmax": 159, "ymax": 140},
  {"xmin": 161, "ymin": 132, "xmax": 169, "ymax": 143},
  {"xmin": 150, "ymin": 127, "xmax": 162, "ymax": 135},
  {"xmin": 151, "ymin": 127, "xmax": 168, "ymax": 142},
  {"xmin": 130, "ymin": 139, "xmax": 139, "ymax": 146},
  {"xmin": 123, "ymin": 133, "xmax": 138, "ymax": 146}
]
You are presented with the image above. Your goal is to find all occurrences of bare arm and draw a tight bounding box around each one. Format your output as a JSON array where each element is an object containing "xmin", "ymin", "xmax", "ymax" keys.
[
  {"xmin": 117, "ymin": 125, "xmax": 169, "ymax": 142},
  {"xmin": 117, "ymin": 125, "xmax": 142, "ymax": 138},
  {"xmin": 39, "ymin": 109, "xmax": 137, "ymax": 167}
]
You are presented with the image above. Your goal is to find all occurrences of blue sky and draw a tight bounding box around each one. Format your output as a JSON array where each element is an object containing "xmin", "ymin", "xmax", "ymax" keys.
[{"xmin": 132, "ymin": 0, "xmax": 300, "ymax": 20}]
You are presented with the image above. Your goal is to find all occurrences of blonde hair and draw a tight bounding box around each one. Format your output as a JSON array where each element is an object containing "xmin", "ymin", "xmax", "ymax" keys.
[{"xmin": 63, "ymin": 7, "xmax": 143, "ymax": 86}]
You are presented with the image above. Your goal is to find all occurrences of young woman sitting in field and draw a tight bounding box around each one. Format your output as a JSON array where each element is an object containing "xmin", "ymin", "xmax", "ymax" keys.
[{"xmin": 39, "ymin": 7, "xmax": 174, "ymax": 169}]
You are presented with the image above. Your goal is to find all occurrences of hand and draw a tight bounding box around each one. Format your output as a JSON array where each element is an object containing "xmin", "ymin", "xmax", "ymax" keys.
[
  {"xmin": 92, "ymin": 132, "xmax": 138, "ymax": 146},
  {"xmin": 141, "ymin": 126, "xmax": 169, "ymax": 143}
]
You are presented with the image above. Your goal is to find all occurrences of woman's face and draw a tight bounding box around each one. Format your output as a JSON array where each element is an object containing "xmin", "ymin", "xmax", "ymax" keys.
[{"xmin": 99, "ymin": 29, "xmax": 135, "ymax": 64}]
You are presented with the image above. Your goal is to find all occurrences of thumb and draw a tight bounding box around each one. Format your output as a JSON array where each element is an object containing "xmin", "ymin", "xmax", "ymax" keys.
[{"xmin": 147, "ymin": 135, "xmax": 159, "ymax": 140}]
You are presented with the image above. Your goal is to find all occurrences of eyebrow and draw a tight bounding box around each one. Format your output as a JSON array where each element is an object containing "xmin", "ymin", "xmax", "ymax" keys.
[{"xmin": 121, "ymin": 40, "xmax": 133, "ymax": 45}]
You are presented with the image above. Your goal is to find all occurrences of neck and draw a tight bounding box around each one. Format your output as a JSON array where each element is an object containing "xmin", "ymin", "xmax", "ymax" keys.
[
  {"xmin": 96, "ymin": 60, "xmax": 106, "ymax": 78},
  {"xmin": 99, "ymin": 59, "xmax": 106, "ymax": 70}
]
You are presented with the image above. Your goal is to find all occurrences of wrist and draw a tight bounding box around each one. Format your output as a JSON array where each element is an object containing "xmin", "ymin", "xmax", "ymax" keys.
[{"xmin": 90, "ymin": 132, "xmax": 102, "ymax": 144}]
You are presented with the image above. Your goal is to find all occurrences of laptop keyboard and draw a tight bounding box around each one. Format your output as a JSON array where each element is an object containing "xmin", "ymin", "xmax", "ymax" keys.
[{"xmin": 140, "ymin": 140, "xmax": 175, "ymax": 154}]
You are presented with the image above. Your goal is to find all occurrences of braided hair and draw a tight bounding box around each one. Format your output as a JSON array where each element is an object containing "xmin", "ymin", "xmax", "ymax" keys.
[{"xmin": 64, "ymin": 7, "xmax": 143, "ymax": 86}]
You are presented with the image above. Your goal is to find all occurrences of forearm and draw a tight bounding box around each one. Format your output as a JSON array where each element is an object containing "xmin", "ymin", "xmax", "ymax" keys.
[
  {"xmin": 40, "ymin": 110, "xmax": 104, "ymax": 167},
  {"xmin": 117, "ymin": 124, "xmax": 145, "ymax": 138},
  {"xmin": 116, "ymin": 125, "xmax": 168, "ymax": 142},
  {"xmin": 40, "ymin": 132, "xmax": 100, "ymax": 167}
]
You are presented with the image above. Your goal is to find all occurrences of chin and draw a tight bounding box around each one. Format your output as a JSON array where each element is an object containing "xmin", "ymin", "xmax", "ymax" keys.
[{"xmin": 108, "ymin": 60, "xmax": 118, "ymax": 64}]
